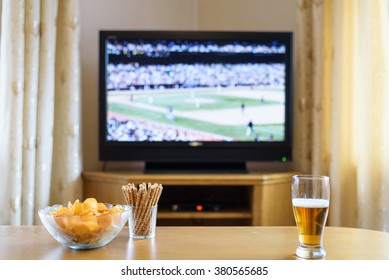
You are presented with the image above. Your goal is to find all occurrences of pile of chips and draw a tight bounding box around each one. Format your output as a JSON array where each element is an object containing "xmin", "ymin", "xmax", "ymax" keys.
[{"xmin": 50, "ymin": 198, "xmax": 124, "ymax": 243}]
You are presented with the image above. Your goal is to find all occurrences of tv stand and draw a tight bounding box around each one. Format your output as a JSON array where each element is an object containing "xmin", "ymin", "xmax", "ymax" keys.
[
  {"xmin": 82, "ymin": 170, "xmax": 296, "ymax": 226},
  {"xmin": 144, "ymin": 162, "xmax": 248, "ymax": 174}
]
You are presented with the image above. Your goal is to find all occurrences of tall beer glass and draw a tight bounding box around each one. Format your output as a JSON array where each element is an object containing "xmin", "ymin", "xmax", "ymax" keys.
[{"xmin": 292, "ymin": 175, "xmax": 330, "ymax": 259}]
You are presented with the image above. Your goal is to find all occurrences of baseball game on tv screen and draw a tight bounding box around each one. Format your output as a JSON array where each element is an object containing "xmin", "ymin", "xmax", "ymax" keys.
[{"xmin": 104, "ymin": 38, "xmax": 287, "ymax": 143}]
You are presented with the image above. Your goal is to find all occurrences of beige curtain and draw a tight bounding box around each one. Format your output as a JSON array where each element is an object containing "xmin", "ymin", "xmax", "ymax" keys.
[
  {"xmin": 0, "ymin": 0, "xmax": 82, "ymax": 225},
  {"xmin": 295, "ymin": 0, "xmax": 389, "ymax": 231}
]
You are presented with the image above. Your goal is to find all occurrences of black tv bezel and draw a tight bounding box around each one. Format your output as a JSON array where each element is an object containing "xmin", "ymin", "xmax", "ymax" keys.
[{"xmin": 98, "ymin": 30, "xmax": 293, "ymax": 172}]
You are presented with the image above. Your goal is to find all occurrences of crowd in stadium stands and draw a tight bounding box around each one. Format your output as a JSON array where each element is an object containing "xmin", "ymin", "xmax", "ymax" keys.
[
  {"xmin": 106, "ymin": 62, "xmax": 285, "ymax": 91},
  {"xmin": 106, "ymin": 40, "xmax": 286, "ymax": 57},
  {"xmin": 107, "ymin": 118, "xmax": 214, "ymax": 142},
  {"xmin": 107, "ymin": 118, "xmax": 272, "ymax": 142}
]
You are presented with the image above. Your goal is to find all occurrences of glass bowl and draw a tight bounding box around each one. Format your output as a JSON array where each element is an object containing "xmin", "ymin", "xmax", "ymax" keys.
[{"xmin": 38, "ymin": 203, "xmax": 130, "ymax": 250}]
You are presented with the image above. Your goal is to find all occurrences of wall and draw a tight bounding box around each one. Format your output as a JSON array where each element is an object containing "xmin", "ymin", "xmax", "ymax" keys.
[
  {"xmin": 80, "ymin": 0, "xmax": 298, "ymax": 172},
  {"xmin": 80, "ymin": 0, "xmax": 198, "ymax": 171},
  {"xmin": 197, "ymin": 0, "xmax": 297, "ymax": 32}
]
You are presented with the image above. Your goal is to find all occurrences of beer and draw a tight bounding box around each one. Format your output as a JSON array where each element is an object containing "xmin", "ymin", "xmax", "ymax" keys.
[{"xmin": 292, "ymin": 198, "xmax": 329, "ymax": 246}]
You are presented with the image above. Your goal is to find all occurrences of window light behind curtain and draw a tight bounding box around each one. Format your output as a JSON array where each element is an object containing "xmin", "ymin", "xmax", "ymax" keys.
[{"xmin": 295, "ymin": 0, "xmax": 389, "ymax": 231}]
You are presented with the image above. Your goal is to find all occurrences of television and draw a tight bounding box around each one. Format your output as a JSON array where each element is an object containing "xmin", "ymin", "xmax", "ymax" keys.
[{"xmin": 99, "ymin": 30, "xmax": 293, "ymax": 173}]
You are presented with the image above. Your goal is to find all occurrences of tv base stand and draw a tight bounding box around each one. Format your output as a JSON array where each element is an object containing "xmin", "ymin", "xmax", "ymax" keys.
[{"xmin": 82, "ymin": 171, "xmax": 296, "ymax": 226}]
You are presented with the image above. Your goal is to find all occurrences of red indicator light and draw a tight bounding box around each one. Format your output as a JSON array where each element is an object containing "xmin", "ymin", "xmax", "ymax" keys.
[{"xmin": 196, "ymin": 205, "xmax": 203, "ymax": 212}]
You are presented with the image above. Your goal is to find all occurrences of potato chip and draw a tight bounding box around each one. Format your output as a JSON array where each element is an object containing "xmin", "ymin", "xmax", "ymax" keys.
[
  {"xmin": 97, "ymin": 214, "xmax": 112, "ymax": 229},
  {"xmin": 82, "ymin": 198, "xmax": 98, "ymax": 212},
  {"xmin": 68, "ymin": 216, "xmax": 90, "ymax": 235},
  {"xmin": 108, "ymin": 205, "xmax": 123, "ymax": 214},
  {"xmin": 81, "ymin": 215, "xmax": 100, "ymax": 232},
  {"xmin": 51, "ymin": 205, "xmax": 68, "ymax": 216},
  {"xmin": 54, "ymin": 216, "xmax": 70, "ymax": 231},
  {"xmin": 97, "ymin": 202, "xmax": 109, "ymax": 212},
  {"xmin": 67, "ymin": 200, "xmax": 83, "ymax": 216}
]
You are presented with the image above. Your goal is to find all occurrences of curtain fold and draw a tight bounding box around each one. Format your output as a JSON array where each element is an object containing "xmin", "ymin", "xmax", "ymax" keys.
[
  {"xmin": 23, "ymin": 0, "xmax": 41, "ymax": 224},
  {"xmin": 0, "ymin": 0, "xmax": 82, "ymax": 226},
  {"xmin": 0, "ymin": 0, "xmax": 25, "ymax": 225},
  {"xmin": 329, "ymin": 0, "xmax": 358, "ymax": 228},
  {"xmin": 293, "ymin": 0, "xmax": 313, "ymax": 174},
  {"xmin": 33, "ymin": 0, "xmax": 59, "ymax": 224},
  {"xmin": 50, "ymin": 0, "xmax": 83, "ymax": 207},
  {"xmin": 296, "ymin": 0, "xmax": 389, "ymax": 231}
]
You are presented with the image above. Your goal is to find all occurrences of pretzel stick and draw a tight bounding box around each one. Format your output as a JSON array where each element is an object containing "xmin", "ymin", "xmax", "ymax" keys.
[
  {"xmin": 130, "ymin": 184, "xmax": 137, "ymax": 206},
  {"xmin": 140, "ymin": 184, "xmax": 163, "ymax": 235},
  {"xmin": 133, "ymin": 184, "xmax": 147, "ymax": 233},
  {"xmin": 122, "ymin": 183, "xmax": 136, "ymax": 205},
  {"xmin": 122, "ymin": 185, "xmax": 131, "ymax": 205},
  {"xmin": 153, "ymin": 184, "xmax": 163, "ymax": 206},
  {"xmin": 135, "ymin": 184, "xmax": 156, "ymax": 234}
]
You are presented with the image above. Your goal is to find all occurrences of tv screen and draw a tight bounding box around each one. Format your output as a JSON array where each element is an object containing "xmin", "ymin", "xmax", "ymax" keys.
[{"xmin": 99, "ymin": 30, "xmax": 293, "ymax": 173}]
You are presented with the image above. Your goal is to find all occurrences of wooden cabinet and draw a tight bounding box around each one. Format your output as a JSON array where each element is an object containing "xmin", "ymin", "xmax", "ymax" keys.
[{"xmin": 82, "ymin": 171, "xmax": 296, "ymax": 226}]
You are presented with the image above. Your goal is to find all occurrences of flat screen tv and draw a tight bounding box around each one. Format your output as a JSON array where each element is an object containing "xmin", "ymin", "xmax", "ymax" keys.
[{"xmin": 99, "ymin": 30, "xmax": 293, "ymax": 173}]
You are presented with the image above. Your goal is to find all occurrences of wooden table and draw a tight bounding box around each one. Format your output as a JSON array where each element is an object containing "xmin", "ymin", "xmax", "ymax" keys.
[{"xmin": 1, "ymin": 226, "xmax": 389, "ymax": 260}]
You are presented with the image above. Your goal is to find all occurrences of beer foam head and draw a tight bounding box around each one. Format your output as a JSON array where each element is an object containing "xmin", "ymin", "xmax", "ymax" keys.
[{"xmin": 292, "ymin": 198, "xmax": 329, "ymax": 208}]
